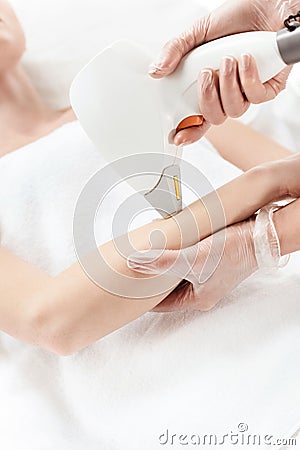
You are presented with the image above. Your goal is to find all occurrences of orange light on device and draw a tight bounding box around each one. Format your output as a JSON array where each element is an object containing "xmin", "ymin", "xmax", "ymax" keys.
[{"xmin": 176, "ymin": 115, "xmax": 204, "ymax": 133}]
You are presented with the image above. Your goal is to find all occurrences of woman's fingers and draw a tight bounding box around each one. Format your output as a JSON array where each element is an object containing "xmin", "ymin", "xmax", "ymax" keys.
[{"xmin": 219, "ymin": 56, "xmax": 250, "ymax": 117}]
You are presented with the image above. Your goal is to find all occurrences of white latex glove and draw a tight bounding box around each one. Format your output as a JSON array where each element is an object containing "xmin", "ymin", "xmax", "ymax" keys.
[
  {"xmin": 128, "ymin": 205, "xmax": 285, "ymax": 312},
  {"xmin": 149, "ymin": 0, "xmax": 299, "ymax": 145}
]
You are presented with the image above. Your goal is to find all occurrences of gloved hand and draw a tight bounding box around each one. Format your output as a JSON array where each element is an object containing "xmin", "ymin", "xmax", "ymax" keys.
[
  {"xmin": 128, "ymin": 205, "xmax": 284, "ymax": 312},
  {"xmin": 149, "ymin": 0, "xmax": 298, "ymax": 145}
]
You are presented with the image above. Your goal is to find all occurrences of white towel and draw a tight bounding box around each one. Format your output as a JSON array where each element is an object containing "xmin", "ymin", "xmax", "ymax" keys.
[{"xmin": 0, "ymin": 120, "xmax": 299, "ymax": 450}]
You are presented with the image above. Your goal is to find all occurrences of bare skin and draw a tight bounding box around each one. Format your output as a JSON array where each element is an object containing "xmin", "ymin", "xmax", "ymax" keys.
[
  {"xmin": 0, "ymin": 1, "xmax": 299, "ymax": 355},
  {"xmin": 0, "ymin": 65, "xmax": 75, "ymax": 157},
  {"xmin": 0, "ymin": 0, "xmax": 76, "ymax": 157}
]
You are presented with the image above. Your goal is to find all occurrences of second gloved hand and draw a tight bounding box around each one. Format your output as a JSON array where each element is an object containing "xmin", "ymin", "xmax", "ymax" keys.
[{"xmin": 128, "ymin": 205, "xmax": 283, "ymax": 312}]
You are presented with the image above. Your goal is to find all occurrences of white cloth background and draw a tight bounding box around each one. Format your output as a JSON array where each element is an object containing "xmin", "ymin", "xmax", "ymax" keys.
[{"xmin": 0, "ymin": 0, "xmax": 299, "ymax": 449}]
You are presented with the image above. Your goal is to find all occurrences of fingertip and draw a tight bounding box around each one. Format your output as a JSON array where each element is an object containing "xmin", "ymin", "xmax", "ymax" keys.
[
  {"xmin": 238, "ymin": 53, "xmax": 267, "ymax": 104},
  {"xmin": 219, "ymin": 57, "xmax": 250, "ymax": 118},
  {"xmin": 148, "ymin": 71, "xmax": 165, "ymax": 79},
  {"xmin": 149, "ymin": 53, "xmax": 179, "ymax": 78},
  {"xmin": 148, "ymin": 65, "xmax": 172, "ymax": 78},
  {"xmin": 219, "ymin": 55, "xmax": 236, "ymax": 77},
  {"xmin": 198, "ymin": 68, "xmax": 214, "ymax": 94},
  {"xmin": 174, "ymin": 130, "xmax": 195, "ymax": 146},
  {"xmin": 240, "ymin": 53, "xmax": 253, "ymax": 71},
  {"xmin": 239, "ymin": 53, "xmax": 258, "ymax": 81},
  {"xmin": 174, "ymin": 122, "xmax": 211, "ymax": 146}
]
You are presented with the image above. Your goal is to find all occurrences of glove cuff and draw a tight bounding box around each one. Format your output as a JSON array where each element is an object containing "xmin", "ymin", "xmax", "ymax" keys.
[{"xmin": 253, "ymin": 204, "xmax": 290, "ymax": 270}]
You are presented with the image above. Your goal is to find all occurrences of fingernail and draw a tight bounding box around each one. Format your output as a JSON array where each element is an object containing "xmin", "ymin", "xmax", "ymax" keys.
[
  {"xmin": 200, "ymin": 69, "xmax": 213, "ymax": 91},
  {"xmin": 148, "ymin": 54, "xmax": 168, "ymax": 74},
  {"xmin": 220, "ymin": 56, "xmax": 234, "ymax": 75},
  {"xmin": 182, "ymin": 139, "xmax": 193, "ymax": 146},
  {"xmin": 241, "ymin": 53, "xmax": 251, "ymax": 71},
  {"xmin": 148, "ymin": 64, "xmax": 162, "ymax": 75}
]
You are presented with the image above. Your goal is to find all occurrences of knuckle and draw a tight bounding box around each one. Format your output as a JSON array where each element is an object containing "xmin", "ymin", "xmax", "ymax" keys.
[
  {"xmin": 244, "ymin": 88, "xmax": 263, "ymax": 104},
  {"xmin": 228, "ymin": 103, "xmax": 249, "ymax": 118},
  {"xmin": 269, "ymin": 80, "xmax": 283, "ymax": 99},
  {"xmin": 250, "ymin": 97, "xmax": 264, "ymax": 105},
  {"xmin": 242, "ymin": 76, "xmax": 257, "ymax": 92},
  {"xmin": 171, "ymin": 36, "xmax": 186, "ymax": 54},
  {"xmin": 171, "ymin": 33, "xmax": 192, "ymax": 57},
  {"xmin": 161, "ymin": 37, "xmax": 185, "ymax": 61},
  {"xmin": 210, "ymin": 114, "xmax": 226, "ymax": 126},
  {"xmin": 179, "ymin": 30, "xmax": 195, "ymax": 53},
  {"xmin": 201, "ymin": 13, "xmax": 212, "ymax": 43},
  {"xmin": 228, "ymin": 109, "xmax": 243, "ymax": 118}
]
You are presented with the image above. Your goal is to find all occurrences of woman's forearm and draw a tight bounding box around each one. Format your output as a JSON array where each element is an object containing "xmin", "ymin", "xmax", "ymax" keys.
[
  {"xmin": 1, "ymin": 156, "xmax": 296, "ymax": 355},
  {"xmin": 206, "ymin": 119, "xmax": 293, "ymax": 171},
  {"xmin": 174, "ymin": 164, "xmax": 280, "ymax": 245},
  {"xmin": 28, "ymin": 163, "xmax": 284, "ymax": 355}
]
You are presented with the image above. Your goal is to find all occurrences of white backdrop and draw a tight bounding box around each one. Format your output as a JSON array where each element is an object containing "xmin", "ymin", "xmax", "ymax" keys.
[{"xmin": 10, "ymin": 0, "xmax": 207, "ymax": 108}]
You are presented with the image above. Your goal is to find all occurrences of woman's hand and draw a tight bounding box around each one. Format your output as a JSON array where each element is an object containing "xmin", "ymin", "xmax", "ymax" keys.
[{"xmin": 150, "ymin": 0, "xmax": 297, "ymax": 145}]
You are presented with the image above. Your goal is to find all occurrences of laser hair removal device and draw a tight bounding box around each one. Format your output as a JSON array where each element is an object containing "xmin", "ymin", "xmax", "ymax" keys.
[{"xmin": 70, "ymin": 17, "xmax": 300, "ymax": 218}]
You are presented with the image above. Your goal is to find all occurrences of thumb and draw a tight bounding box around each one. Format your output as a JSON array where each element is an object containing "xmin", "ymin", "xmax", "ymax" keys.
[
  {"xmin": 149, "ymin": 14, "xmax": 213, "ymax": 78},
  {"xmin": 127, "ymin": 249, "xmax": 180, "ymax": 276},
  {"xmin": 149, "ymin": 0, "xmax": 257, "ymax": 79}
]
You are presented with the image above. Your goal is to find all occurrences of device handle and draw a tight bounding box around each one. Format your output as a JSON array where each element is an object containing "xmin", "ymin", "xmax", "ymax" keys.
[{"xmin": 160, "ymin": 30, "xmax": 287, "ymax": 130}]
